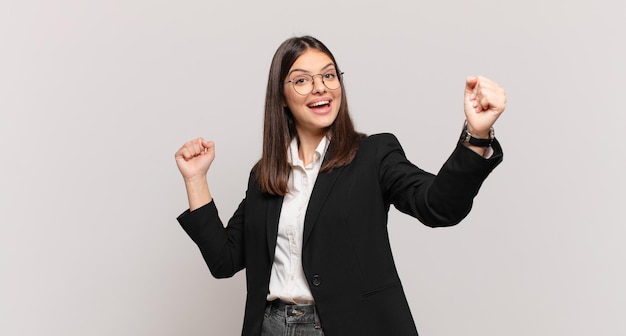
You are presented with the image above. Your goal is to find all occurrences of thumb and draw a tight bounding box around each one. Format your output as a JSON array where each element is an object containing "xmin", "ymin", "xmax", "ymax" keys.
[{"xmin": 464, "ymin": 76, "xmax": 478, "ymax": 96}]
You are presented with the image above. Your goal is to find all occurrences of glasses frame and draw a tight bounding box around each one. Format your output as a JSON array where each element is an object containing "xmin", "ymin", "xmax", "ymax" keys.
[{"xmin": 284, "ymin": 71, "xmax": 344, "ymax": 96}]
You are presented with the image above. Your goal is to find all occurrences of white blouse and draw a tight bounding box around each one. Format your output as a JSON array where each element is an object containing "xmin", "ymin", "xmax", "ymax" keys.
[{"xmin": 266, "ymin": 136, "xmax": 330, "ymax": 304}]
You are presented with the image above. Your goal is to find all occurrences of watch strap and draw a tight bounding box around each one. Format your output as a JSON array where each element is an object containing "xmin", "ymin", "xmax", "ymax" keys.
[{"xmin": 460, "ymin": 121, "xmax": 494, "ymax": 147}]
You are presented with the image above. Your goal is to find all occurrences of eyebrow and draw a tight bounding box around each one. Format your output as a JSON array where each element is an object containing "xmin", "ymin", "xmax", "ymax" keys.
[{"xmin": 288, "ymin": 63, "xmax": 335, "ymax": 76}]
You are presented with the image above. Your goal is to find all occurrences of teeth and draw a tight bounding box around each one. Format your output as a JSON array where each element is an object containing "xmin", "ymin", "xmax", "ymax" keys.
[{"xmin": 309, "ymin": 101, "xmax": 329, "ymax": 107}]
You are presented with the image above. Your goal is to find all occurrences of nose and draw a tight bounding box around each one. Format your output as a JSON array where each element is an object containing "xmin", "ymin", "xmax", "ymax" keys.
[{"xmin": 311, "ymin": 74, "xmax": 326, "ymax": 94}]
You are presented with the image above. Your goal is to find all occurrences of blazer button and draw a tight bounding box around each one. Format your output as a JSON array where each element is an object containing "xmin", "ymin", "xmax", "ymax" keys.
[{"xmin": 312, "ymin": 275, "xmax": 321, "ymax": 287}]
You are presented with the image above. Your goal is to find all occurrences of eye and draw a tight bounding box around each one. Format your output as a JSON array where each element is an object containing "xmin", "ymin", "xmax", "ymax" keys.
[
  {"xmin": 293, "ymin": 76, "xmax": 310, "ymax": 86},
  {"xmin": 324, "ymin": 71, "xmax": 337, "ymax": 80}
]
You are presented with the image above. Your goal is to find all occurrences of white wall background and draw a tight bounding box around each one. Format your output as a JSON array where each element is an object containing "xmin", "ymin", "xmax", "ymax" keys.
[{"xmin": 1, "ymin": 0, "xmax": 624, "ymax": 335}]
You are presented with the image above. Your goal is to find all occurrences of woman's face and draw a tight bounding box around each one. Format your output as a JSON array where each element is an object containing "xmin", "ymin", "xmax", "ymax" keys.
[{"xmin": 283, "ymin": 49, "xmax": 342, "ymax": 138}]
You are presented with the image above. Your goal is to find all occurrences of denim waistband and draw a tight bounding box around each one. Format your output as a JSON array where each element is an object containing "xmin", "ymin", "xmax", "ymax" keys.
[{"xmin": 265, "ymin": 300, "xmax": 322, "ymax": 329}]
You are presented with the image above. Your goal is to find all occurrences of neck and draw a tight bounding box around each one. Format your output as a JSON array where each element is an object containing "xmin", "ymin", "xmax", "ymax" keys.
[{"xmin": 296, "ymin": 130, "xmax": 326, "ymax": 167}]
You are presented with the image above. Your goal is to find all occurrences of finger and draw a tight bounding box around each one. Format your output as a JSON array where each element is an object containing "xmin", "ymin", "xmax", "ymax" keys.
[
  {"xmin": 192, "ymin": 138, "xmax": 206, "ymax": 154},
  {"xmin": 465, "ymin": 76, "xmax": 478, "ymax": 96},
  {"xmin": 178, "ymin": 147, "xmax": 192, "ymax": 160},
  {"xmin": 477, "ymin": 83, "xmax": 506, "ymax": 113},
  {"xmin": 202, "ymin": 140, "xmax": 214, "ymax": 152},
  {"xmin": 473, "ymin": 99, "xmax": 480, "ymax": 110},
  {"xmin": 476, "ymin": 77, "xmax": 504, "ymax": 97},
  {"xmin": 479, "ymin": 94, "xmax": 491, "ymax": 111},
  {"xmin": 181, "ymin": 140, "xmax": 204, "ymax": 159},
  {"xmin": 466, "ymin": 76, "xmax": 478, "ymax": 88},
  {"xmin": 174, "ymin": 148, "xmax": 185, "ymax": 160},
  {"xmin": 474, "ymin": 82, "xmax": 488, "ymax": 107}
]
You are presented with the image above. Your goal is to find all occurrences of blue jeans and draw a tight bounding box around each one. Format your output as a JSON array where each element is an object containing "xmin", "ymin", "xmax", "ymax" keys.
[{"xmin": 262, "ymin": 300, "xmax": 325, "ymax": 336}]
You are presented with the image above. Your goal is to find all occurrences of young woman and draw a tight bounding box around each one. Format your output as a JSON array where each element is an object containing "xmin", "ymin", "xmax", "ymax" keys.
[{"xmin": 175, "ymin": 35, "xmax": 505, "ymax": 336}]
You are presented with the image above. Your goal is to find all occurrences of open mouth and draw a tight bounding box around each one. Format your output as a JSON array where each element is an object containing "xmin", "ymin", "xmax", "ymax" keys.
[{"xmin": 307, "ymin": 100, "xmax": 331, "ymax": 112}]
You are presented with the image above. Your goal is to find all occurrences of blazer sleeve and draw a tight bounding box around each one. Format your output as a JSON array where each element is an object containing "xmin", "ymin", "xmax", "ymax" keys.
[
  {"xmin": 376, "ymin": 133, "xmax": 503, "ymax": 227},
  {"xmin": 177, "ymin": 198, "xmax": 246, "ymax": 278}
]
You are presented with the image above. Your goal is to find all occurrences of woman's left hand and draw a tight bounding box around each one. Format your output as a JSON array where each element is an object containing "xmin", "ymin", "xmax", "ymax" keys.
[{"xmin": 463, "ymin": 76, "xmax": 506, "ymax": 138}]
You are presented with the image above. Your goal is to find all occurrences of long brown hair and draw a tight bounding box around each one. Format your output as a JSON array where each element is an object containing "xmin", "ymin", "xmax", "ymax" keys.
[{"xmin": 253, "ymin": 36, "xmax": 363, "ymax": 196}]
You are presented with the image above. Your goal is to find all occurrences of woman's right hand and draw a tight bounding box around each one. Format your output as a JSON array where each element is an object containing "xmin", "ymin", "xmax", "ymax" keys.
[{"xmin": 175, "ymin": 137, "xmax": 215, "ymax": 182}]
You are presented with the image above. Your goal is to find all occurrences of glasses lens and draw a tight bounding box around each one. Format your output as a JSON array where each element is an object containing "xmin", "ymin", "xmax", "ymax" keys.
[
  {"xmin": 322, "ymin": 71, "xmax": 340, "ymax": 90},
  {"xmin": 292, "ymin": 75, "xmax": 312, "ymax": 95}
]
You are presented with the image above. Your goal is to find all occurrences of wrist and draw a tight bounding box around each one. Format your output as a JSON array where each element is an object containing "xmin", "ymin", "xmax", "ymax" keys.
[
  {"xmin": 467, "ymin": 127, "xmax": 490, "ymax": 139},
  {"xmin": 460, "ymin": 120, "xmax": 494, "ymax": 147},
  {"xmin": 183, "ymin": 173, "xmax": 208, "ymax": 184},
  {"xmin": 184, "ymin": 178, "xmax": 212, "ymax": 211}
]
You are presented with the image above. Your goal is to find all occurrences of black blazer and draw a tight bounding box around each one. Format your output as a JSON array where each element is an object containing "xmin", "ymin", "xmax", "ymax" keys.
[{"xmin": 178, "ymin": 133, "xmax": 502, "ymax": 336}]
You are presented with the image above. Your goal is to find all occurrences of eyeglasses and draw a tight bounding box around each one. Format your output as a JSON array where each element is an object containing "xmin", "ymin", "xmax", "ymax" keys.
[{"xmin": 285, "ymin": 70, "xmax": 344, "ymax": 95}]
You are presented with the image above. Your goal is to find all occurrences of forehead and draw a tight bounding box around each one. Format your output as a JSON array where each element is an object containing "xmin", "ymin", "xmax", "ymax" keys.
[{"xmin": 289, "ymin": 49, "xmax": 334, "ymax": 72}]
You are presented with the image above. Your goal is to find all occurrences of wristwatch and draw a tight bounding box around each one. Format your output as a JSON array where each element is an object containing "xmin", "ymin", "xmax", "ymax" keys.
[{"xmin": 460, "ymin": 121, "xmax": 494, "ymax": 147}]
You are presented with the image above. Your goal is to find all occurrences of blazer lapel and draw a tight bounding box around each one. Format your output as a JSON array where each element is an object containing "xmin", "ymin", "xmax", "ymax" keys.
[
  {"xmin": 302, "ymin": 165, "xmax": 345, "ymax": 246},
  {"xmin": 265, "ymin": 195, "xmax": 283, "ymax": 261}
]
